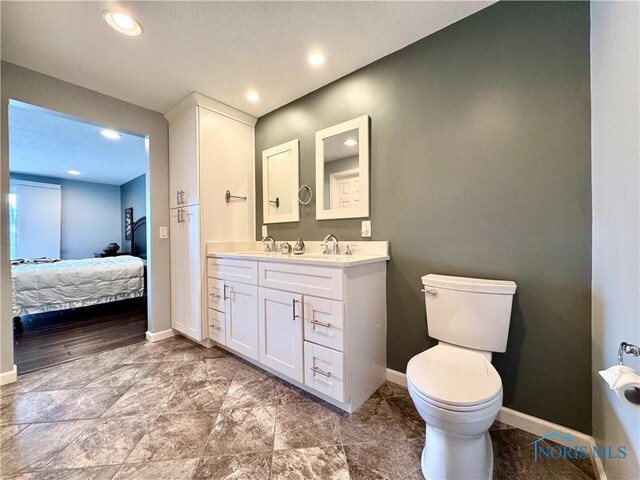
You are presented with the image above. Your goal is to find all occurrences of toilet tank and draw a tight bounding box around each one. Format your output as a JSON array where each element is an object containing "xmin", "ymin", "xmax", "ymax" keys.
[{"xmin": 422, "ymin": 274, "xmax": 517, "ymax": 353}]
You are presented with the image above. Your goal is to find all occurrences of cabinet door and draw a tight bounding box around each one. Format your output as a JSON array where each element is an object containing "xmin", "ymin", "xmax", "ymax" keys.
[
  {"xmin": 225, "ymin": 281, "xmax": 259, "ymax": 360},
  {"xmin": 169, "ymin": 107, "xmax": 199, "ymax": 208},
  {"xmin": 170, "ymin": 205, "xmax": 202, "ymax": 340},
  {"xmin": 170, "ymin": 208, "xmax": 186, "ymax": 333},
  {"xmin": 258, "ymin": 288, "xmax": 303, "ymax": 382},
  {"xmin": 183, "ymin": 204, "xmax": 202, "ymax": 340}
]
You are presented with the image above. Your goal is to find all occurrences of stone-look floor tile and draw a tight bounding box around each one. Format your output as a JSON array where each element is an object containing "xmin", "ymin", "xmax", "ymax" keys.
[
  {"xmin": 200, "ymin": 346, "xmax": 229, "ymax": 360},
  {"xmin": 83, "ymin": 364, "xmax": 144, "ymax": 389},
  {"xmin": 129, "ymin": 361, "xmax": 193, "ymax": 389},
  {"xmin": 384, "ymin": 394, "xmax": 425, "ymax": 439},
  {"xmin": 33, "ymin": 363, "xmax": 119, "ymax": 391},
  {"xmin": 200, "ymin": 356, "xmax": 243, "ymax": 382},
  {"xmin": 338, "ymin": 397, "xmax": 407, "ymax": 445},
  {"xmin": 0, "ymin": 390, "xmax": 73, "ymax": 425},
  {"xmin": 490, "ymin": 420, "xmax": 515, "ymax": 431},
  {"xmin": 0, "ymin": 424, "xmax": 28, "ymax": 442},
  {"xmin": 5, "ymin": 465, "xmax": 120, "ymax": 479},
  {"xmin": 0, "ymin": 420, "xmax": 92, "ymax": 475},
  {"xmin": 221, "ymin": 367, "xmax": 278, "ymax": 410},
  {"xmin": 126, "ymin": 412, "xmax": 217, "ymax": 463},
  {"xmin": 343, "ymin": 438, "xmax": 424, "ymax": 480},
  {"xmin": 274, "ymin": 402, "xmax": 341, "ymax": 450},
  {"xmin": 99, "ymin": 383, "xmax": 175, "ymax": 418},
  {"xmin": 192, "ymin": 452, "xmax": 271, "ymax": 480},
  {"xmin": 275, "ymin": 379, "xmax": 316, "ymax": 405},
  {"xmin": 377, "ymin": 380, "xmax": 410, "ymax": 399},
  {"xmin": 112, "ymin": 459, "xmax": 198, "ymax": 480},
  {"xmin": 204, "ymin": 405, "xmax": 276, "ymax": 455},
  {"xmin": 271, "ymin": 446, "xmax": 350, "ymax": 480},
  {"xmin": 491, "ymin": 428, "xmax": 593, "ymax": 480},
  {"xmin": 0, "ymin": 367, "xmax": 67, "ymax": 398},
  {"xmin": 164, "ymin": 364, "xmax": 231, "ymax": 413},
  {"xmin": 36, "ymin": 387, "xmax": 128, "ymax": 422},
  {"xmin": 45, "ymin": 416, "xmax": 152, "ymax": 469}
]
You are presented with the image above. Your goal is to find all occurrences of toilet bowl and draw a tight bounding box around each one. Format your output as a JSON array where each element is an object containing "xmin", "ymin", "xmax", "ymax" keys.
[
  {"xmin": 407, "ymin": 344, "xmax": 503, "ymax": 480},
  {"xmin": 409, "ymin": 274, "xmax": 517, "ymax": 480}
]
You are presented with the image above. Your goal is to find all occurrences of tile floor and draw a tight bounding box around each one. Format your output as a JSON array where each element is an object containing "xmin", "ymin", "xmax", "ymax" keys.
[{"xmin": 0, "ymin": 337, "xmax": 596, "ymax": 479}]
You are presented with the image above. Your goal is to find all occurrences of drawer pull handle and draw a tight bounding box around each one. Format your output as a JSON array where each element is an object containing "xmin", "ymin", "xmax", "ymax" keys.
[
  {"xmin": 311, "ymin": 366, "xmax": 331, "ymax": 378},
  {"xmin": 209, "ymin": 324, "xmax": 220, "ymax": 330},
  {"xmin": 209, "ymin": 293, "xmax": 222, "ymax": 299},
  {"xmin": 310, "ymin": 320, "xmax": 332, "ymax": 329},
  {"xmin": 292, "ymin": 298, "xmax": 302, "ymax": 321}
]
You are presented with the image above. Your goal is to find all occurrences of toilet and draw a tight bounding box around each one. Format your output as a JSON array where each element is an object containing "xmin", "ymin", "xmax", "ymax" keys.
[{"xmin": 407, "ymin": 274, "xmax": 517, "ymax": 480}]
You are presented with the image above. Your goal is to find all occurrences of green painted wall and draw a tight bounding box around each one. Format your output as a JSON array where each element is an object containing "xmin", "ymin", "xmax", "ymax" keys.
[{"xmin": 255, "ymin": 1, "xmax": 591, "ymax": 432}]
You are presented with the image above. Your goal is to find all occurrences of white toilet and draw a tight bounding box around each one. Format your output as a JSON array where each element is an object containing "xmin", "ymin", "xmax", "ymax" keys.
[{"xmin": 407, "ymin": 274, "xmax": 517, "ymax": 480}]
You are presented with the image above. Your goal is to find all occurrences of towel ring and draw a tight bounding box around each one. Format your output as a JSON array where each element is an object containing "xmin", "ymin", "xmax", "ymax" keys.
[{"xmin": 298, "ymin": 185, "xmax": 313, "ymax": 205}]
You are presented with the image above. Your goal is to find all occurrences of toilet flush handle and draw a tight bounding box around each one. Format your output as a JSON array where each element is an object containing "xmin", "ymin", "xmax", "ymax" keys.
[{"xmin": 421, "ymin": 287, "xmax": 438, "ymax": 296}]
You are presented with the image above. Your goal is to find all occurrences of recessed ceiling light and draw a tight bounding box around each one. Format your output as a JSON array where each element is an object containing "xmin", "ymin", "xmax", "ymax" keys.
[
  {"xmin": 246, "ymin": 91, "xmax": 260, "ymax": 102},
  {"xmin": 67, "ymin": 170, "xmax": 81, "ymax": 176},
  {"xmin": 103, "ymin": 10, "xmax": 143, "ymax": 36},
  {"xmin": 308, "ymin": 53, "xmax": 325, "ymax": 66},
  {"xmin": 344, "ymin": 139, "xmax": 358, "ymax": 147},
  {"xmin": 101, "ymin": 129, "xmax": 121, "ymax": 140}
]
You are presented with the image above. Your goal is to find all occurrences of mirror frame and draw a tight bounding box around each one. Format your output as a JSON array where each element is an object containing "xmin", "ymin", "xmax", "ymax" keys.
[
  {"xmin": 262, "ymin": 139, "xmax": 300, "ymax": 224},
  {"xmin": 315, "ymin": 115, "xmax": 370, "ymax": 220}
]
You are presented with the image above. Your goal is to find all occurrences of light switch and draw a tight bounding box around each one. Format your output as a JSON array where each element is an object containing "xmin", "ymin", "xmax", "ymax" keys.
[
  {"xmin": 361, "ymin": 221, "xmax": 371, "ymax": 238},
  {"xmin": 159, "ymin": 226, "xmax": 168, "ymax": 239},
  {"xmin": 262, "ymin": 225, "xmax": 268, "ymax": 237}
]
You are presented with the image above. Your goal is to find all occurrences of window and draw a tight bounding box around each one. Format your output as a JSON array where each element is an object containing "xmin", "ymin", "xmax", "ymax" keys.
[{"xmin": 9, "ymin": 180, "xmax": 62, "ymax": 260}]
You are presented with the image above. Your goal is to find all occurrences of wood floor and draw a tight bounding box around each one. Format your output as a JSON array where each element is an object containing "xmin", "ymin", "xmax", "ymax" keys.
[{"xmin": 13, "ymin": 299, "xmax": 147, "ymax": 375}]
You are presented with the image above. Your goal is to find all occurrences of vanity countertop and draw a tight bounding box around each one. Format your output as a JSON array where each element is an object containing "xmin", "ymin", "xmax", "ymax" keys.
[{"xmin": 206, "ymin": 241, "xmax": 389, "ymax": 268}]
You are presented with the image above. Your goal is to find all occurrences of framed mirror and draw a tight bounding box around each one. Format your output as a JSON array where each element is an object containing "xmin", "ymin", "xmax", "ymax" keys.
[
  {"xmin": 262, "ymin": 140, "xmax": 299, "ymax": 224},
  {"xmin": 315, "ymin": 115, "xmax": 369, "ymax": 220}
]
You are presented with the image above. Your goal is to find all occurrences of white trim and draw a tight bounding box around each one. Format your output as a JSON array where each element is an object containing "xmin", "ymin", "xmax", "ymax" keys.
[
  {"xmin": 386, "ymin": 367, "xmax": 407, "ymax": 387},
  {"xmin": 385, "ymin": 368, "xmax": 606, "ymax": 480},
  {"xmin": 165, "ymin": 92, "xmax": 257, "ymax": 126},
  {"xmin": 0, "ymin": 365, "xmax": 18, "ymax": 385},
  {"xmin": 262, "ymin": 140, "xmax": 300, "ymax": 224},
  {"xmin": 316, "ymin": 115, "xmax": 370, "ymax": 220},
  {"xmin": 496, "ymin": 407, "xmax": 592, "ymax": 447},
  {"xmin": 146, "ymin": 329, "xmax": 175, "ymax": 343}
]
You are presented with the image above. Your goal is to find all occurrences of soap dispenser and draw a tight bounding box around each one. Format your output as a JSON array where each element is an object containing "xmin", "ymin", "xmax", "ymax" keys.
[{"xmin": 293, "ymin": 238, "xmax": 306, "ymax": 255}]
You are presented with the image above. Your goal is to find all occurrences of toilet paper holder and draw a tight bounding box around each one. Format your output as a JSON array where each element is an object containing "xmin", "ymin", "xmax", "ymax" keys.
[{"xmin": 618, "ymin": 342, "xmax": 640, "ymax": 365}]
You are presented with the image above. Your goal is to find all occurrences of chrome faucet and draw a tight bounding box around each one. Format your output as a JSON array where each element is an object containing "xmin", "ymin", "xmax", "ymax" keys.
[
  {"xmin": 322, "ymin": 233, "xmax": 339, "ymax": 255},
  {"xmin": 262, "ymin": 235, "xmax": 276, "ymax": 252}
]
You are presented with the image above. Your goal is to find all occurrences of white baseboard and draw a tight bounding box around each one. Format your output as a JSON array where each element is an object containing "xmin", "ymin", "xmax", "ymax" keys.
[
  {"xmin": 145, "ymin": 329, "xmax": 175, "ymax": 343},
  {"xmin": 385, "ymin": 368, "xmax": 606, "ymax": 479},
  {"xmin": 386, "ymin": 367, "xmax": 407, "ymax": 387},
  {"xmin": 0, "ymin": 365, "xmax": 17, "ymax": 385}
]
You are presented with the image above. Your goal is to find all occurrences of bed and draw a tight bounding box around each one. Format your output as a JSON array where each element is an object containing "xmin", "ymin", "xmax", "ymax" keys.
[{"xmin": 11, "ymin": 217, "xmax": 147, "ymax": 317}]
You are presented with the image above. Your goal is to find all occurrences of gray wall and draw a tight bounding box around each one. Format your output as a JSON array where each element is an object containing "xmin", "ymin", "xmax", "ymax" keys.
[
  {"xmin": 255, "ymin": 1, "xmax": 592, "ymax": 432},
  {"xmin": 10, "ymin": 173, "xmax": 122, "ymax": 259},
  {"xmin": 120, "ymin": 174, "xmax": 146, "ymax": 251},
  {"xmin": 591, "ymin": 1, "xmax": 640, "ymax": 478},
  {"xmin": 1, "ymin": 62, "xmax": 170, "ymax": 376}
]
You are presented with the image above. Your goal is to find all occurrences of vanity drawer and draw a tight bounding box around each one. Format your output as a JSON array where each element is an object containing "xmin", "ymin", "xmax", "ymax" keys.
[
  {"xmin": 304, "ymin": 296, "xmax": 345, "ymax": 352},
  {"xmin": 259, "ymin": 262, "xmax": 343, "ymax": 300},
  {"xmin": 208, "ymin": 258, "xmax": 258, "ymax": 285},
  {"xmin": 304, "ymin": 341, "xmax": 345, "ymax": 402},
  {"xmin": 207, "ymin": 278, "xmax": 226, "ymax": 312},
  {"xmin": 208, "ymin": 308, "xmax": 225, "ymax": 344}
]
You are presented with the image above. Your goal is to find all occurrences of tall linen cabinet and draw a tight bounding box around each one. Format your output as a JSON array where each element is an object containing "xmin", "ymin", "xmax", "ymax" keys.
[{"xmin": 165, "ymin": 93, "xmax": 256, "ymax": 341}]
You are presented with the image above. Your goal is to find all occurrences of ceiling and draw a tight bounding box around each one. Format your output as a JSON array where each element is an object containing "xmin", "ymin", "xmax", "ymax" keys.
[
  {"xmin": 9, "ymin": 100, "xmax": 147, "ymax": 185},
  {"xmin": 0, "ymin": 1, "xmax": 493, "ymax": 117}
]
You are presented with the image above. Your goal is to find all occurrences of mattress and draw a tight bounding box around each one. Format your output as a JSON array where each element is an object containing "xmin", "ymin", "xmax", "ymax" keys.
[{"xmin": 11, "ymin": 255, "xmax": 145, "ymax": 316}]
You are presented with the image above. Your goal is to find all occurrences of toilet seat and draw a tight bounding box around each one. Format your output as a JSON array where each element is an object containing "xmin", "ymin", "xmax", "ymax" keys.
[{"xmin": 407, "ymin": 344, "xmax": 502, "ymax": 410}]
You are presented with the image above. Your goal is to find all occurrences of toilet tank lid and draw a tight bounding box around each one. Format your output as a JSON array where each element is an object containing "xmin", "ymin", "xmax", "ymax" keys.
[{"xmin": 422, "ymin": 274, "xmax": 516, "ymax": 295}]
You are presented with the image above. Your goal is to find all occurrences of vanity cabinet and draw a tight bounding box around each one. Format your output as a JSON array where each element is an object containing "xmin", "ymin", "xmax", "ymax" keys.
[
  {"xmin": 166, "ymin": 93, "xmax": 256, "ymax": 341},
  {"xmin": 206, "ymin": 255, "xmax": 387, "ymax": 413}
]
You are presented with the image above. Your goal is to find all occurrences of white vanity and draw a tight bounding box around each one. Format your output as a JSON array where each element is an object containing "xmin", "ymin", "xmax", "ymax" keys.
[{"xmin": 206, "ymin": 241, "xmax": 389, "ymax": 413}]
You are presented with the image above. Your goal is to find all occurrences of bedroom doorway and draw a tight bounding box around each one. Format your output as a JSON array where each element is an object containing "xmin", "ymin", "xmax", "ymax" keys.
[{"xmin": 8, "ymin": 100, "xmax": 151, "ymax": 373}]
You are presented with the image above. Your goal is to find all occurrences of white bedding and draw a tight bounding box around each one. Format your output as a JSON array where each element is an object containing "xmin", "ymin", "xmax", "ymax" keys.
[{"xmin": 12, "ymin": 255, "xmax": 145, "ymax": 316}]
